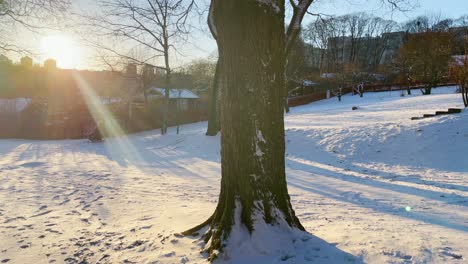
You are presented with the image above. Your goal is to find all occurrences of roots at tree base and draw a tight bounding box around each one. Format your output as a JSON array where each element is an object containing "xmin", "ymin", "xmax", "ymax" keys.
[{"xmin": 183, "ymin": 197, "xmax": 305, "ymax": 261}]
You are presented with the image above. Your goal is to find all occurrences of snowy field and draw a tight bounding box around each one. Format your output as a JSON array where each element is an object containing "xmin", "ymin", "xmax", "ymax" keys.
[{"xmin": 0, "ymin": 86, "xmax": 467, "ymax": 264}]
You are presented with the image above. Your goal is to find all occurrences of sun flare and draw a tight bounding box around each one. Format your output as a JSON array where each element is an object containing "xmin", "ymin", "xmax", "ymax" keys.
[{"xmin": 40, "ymin": 35, "xmax": 82, "ymax": 69}]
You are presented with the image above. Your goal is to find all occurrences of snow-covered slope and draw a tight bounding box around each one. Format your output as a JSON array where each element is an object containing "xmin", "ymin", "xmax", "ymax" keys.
[{"xmin": 0, "ymin": 86, "xmax": 466, "ymax": 264}]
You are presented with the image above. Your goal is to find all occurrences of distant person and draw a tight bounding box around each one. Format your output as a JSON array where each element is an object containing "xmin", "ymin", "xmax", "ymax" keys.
[{"xmin": 84, "ymin": 121, "xmax": 103, "ymax": 142}]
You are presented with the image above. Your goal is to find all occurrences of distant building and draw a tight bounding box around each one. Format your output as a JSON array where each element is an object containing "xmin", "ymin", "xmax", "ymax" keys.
[
  {"xmin": 126, "ymin": 63, "xmax": 137, "ymax": 77},
  {"xmin": 20, "ymin": 56, "xmax": 33, "ymax": 68},
  {"xmin": 451, "ymin": 55, "xmax": 468, "ymax": 67},
  {"xmin": 0, "ymin": 62, "xmax": 207, "ymax": 139},
  {"xmin": 44, "ymin": 59, "xmax": 57, "ymax": 70},
  {"xmin": 304, "ymin": 45, "xmax": 325, "ymax": 70},
  {"xmin": 324, "ymin": 32, "xmax": 404, "ymax": 71},
  {"xmin": 450, "ymin": 26, "xmax": 468, "ymax": 55},
  {"xmin": 145, "ymin": 87, "xmax": 200, "ymax": 111},
  {"xmin": 0, "ymin": 54, "xmax": 11, "ymax": 65}
]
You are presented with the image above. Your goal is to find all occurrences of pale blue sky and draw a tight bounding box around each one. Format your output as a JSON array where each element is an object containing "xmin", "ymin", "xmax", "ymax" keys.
[{"xmin": 307, "ymin": 0, "xmax": 466, "ymax": 22}]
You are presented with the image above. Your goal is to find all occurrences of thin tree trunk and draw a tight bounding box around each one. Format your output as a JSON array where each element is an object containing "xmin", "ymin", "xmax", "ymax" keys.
[
  {"xmin": 184, "ymin": 0, "xmax": 304, "ymax": 260},
  {"xmin": 462, "ymin": 85, "xmax": 468, "ymax": 107},
  {"xmin": 176, "ymin": 90, "xmax": 181, "ymax": 134},
  {"xmin": 127, "ymin": 101, "xmax": 132, "ymax": 132},
  {"xmin": 284, "ymin": 73, "xmax": 290, "ymax": 113},
  {"xmin": 206, "ymin": 60, "xmax": 221, "ymax": 136},
  {"xmin": 162, "ymin": 85, "xmax": 169, "ymax": 134},
  {"xmin": 162, "ymin": 46, "xmax": 171, "ymax": 135}
]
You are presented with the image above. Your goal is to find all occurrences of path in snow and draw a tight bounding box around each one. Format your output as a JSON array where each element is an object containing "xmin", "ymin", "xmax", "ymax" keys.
[{"xmin": 0, "ymin": 86, "xmax": 467, "ymax": 263}]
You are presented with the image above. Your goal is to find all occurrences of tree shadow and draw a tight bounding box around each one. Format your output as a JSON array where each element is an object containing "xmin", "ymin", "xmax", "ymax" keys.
[
  {"xmin": 221, "ymin": 232, "xmax": 365, "ymax": 264},
  {"xmin": 287, "ymin": 157, "xmax": 467, "ymax": 207},
  {"xmin": 286, "ymin": 158, "xmax": 468, "ymax": 233},
  {"xmin": 350, "ymin": 163, "xmax": 468, "ymax": 193},
  {"xmin": 64, "ymin": 125, "xmax": 221, "ymax": 181}
]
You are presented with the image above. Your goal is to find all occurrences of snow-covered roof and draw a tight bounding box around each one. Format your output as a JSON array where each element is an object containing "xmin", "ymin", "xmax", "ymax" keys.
[
  {"xmin": 320, "ymin": 73, "xmax": 335, "ymax": 79},
  {"xmin": 451, "ymin": 55, "xmax": 468, "ymax": 66},
  {"xmin": 303, "ymin": 80, "xmax": 318, "ymax": 86},
  {"xmin": 288, "ymin": 79, "xmax": 318, "ymax": 86},
  {"xmin": 99, "ymin": 97, "xmax": 123, "ymax": 105},
  {"xmin": 0, "ymin": 98, "xmax": 31, "ymax": 113},
  {"xmin": 147, "ymin": 87, "xmax": 199, "ymax": 99}
]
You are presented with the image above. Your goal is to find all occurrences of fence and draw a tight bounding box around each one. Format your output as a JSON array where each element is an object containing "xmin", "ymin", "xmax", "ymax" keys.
[
  {"xmin": 287, "ymin": 82, "xmax": 458, "ymax": 107},
  {"xmin": 0, "ymin": 100, "xmax": 208, "ymax": 139}
]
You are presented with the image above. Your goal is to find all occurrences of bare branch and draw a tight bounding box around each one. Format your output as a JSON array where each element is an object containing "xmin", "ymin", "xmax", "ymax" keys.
[
  {"xmin": 286, "ymin": 0, "xmax": 314, "ymax": 55},
  {"xmin": 0, "ymin": 0, "xmax": 70, "ymax": 53}
]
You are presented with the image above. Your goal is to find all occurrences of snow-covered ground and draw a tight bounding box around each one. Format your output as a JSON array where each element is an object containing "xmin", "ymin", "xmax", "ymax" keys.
[{"xmin": 0, "ymin": 86, "xmax": 467, "ymax": 264}]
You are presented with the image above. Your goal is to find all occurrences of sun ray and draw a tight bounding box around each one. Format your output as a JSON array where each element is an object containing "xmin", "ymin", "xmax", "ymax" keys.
[{"xmin": 72, "ymin": 72, "xmax": 145, "ymax": 166}]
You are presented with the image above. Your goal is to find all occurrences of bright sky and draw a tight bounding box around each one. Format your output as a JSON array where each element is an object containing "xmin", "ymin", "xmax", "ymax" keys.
[
  {"xmin": 40, "ymin": 35, "xmax": 83, "ymax": 69},
  {"xmin": 10, "ymin": 0, "xmax": 468, "ymax": 70},
  {"xmin": 307, "ymin": 0, "xmax": 467, "ymax": 22}
]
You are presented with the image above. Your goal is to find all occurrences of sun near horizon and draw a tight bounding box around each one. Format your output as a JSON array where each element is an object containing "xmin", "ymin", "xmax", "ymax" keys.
[{"xmin": 40, "ymin": 34, "xmax": 82, "ymax": 69}]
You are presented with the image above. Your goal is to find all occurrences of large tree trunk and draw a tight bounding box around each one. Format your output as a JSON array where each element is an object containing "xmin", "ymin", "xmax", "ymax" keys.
[
  {"xmin": 206, "ymin": 60, "xmax": 221, "ymax": 136},
  {"xmin": 184, "ymin": 0, "xmax": 304, "ymax": 260}
]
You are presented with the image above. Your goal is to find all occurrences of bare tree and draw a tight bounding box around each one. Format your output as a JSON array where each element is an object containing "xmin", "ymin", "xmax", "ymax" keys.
[
  {"xmin": 399, "ymin": 17, "xmax": 454, "ymax": 95},
  {"xmin": 184, "ymin": 1, "xmax": 313, "ymax": 260},
  {"xmin": 345, "ymin": 13, "xmax": 368, "ymax": 64},
  {"xmin": 304, "ymin": 14, "xmax": 340, "ymax": 73},
  {"xmin": 451, "ymin": 38, "xmax": 468, "ymax": 107},
  {"xmin": 82, "ymin": 0, "xmax": 196, "ymax": 135},
  {"xmin": 454, "ymin": 14, "xmax": 468, "ymax": 27},
  {"xmin": 0, "ymin": 0, "xmax": 69, "ymax": 53},
  {"xmin": 205, "ymin": 59, "xmax": 221, "ymax": 135},
  {"xmin": 205, "ymin": 4, "xmax": 221, "ymax": 136},
  {"xmin": 394, "ymin": 43, "xmax": 414, "ymax": 95},
  {"xmin": 186, "ymin": 0, "xmax": 411, "ymax": 261},
  {"xmin": 364, "ymin": 16, "xmax": 398, "ymax": 69}
]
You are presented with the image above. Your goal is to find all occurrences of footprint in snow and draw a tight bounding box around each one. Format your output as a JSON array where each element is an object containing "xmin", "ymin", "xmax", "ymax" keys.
[
  {"xmin": 18, "ymin": 162, "xmax": 45, "ymax": 168},
  {"xmin": 162, "ymin": 251, "xmax": 176, "ymax": 257},
  {"xmin": 439, "ymin": 247, "xmax": 463, "ymax": 260},
  {"xmin": 30, "ymin": 210, "xmax": 53, "ymax": 218}
]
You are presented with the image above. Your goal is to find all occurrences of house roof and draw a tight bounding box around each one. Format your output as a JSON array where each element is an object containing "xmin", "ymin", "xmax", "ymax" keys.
[
  {"xmin": 451, "ymin": 55, "xmax": 468, "ymax": 66},
  {"xmin": 288, "ymin": 79, "xmax": 318, "ymax": 86},
  {"xmin": 147, "ymin": 87, "xmax": 199, "ymax": 99},
  {"xmin": 0, "ymin": 98, "xmax": 31, "ymax": 113}
]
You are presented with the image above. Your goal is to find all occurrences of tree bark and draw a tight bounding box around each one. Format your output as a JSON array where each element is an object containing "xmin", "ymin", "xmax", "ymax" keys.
[
  {"xmin": 206, "ymin": 60, "xmax": 221, "ymax": 136},
  {"xmin": 184, "ymin": 0, "xmax": 304, "ymax": 260}
]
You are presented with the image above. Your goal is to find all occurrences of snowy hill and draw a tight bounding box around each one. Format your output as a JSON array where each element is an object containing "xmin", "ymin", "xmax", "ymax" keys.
[{"xmin": 0, "ymin": 86, "xmax": 467, "ymax": 264}]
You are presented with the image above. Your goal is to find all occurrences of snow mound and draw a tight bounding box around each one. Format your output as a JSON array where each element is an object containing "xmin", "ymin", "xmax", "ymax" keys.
[{"xmin": 216, "ymin": 202, "xmax": 361, "ymax": 264}]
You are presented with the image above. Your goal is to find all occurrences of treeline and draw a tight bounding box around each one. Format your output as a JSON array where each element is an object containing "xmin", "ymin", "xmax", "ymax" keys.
[{"xmin": 286, "ymin": 13, "xmax": 468, "ymax": 96}]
